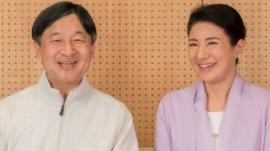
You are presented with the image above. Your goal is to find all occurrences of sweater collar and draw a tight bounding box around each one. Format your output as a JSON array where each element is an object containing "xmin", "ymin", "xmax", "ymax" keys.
[{"xmin": 35, "ymin": 71, "xmax": 93, "ymax": 105}]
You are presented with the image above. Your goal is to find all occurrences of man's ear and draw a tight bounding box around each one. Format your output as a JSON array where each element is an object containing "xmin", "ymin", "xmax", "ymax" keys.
[
  {"xmin": 90, "ymin": 42, "xmax": 96, "ymax": 60},
  {"xmin": 234, "ymin": 39, "xmax": 245, "ymax": 55},
  {"xmin": 33, "ymin": 41, "xmax": 41, "ymax": 59}
]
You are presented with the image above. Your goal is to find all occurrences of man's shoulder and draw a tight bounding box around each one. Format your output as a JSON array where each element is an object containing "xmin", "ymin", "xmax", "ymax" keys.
[
  {"xmin": 0, "ymin": 85, "xmax": 36, "ymax": 124},
  {"xmin": 87, "ymin": 87, "xmax": 131, "ymax": 114},
  {"xmin": 0, "ymin": 85, "xmax": 35, "ymax": 107}
]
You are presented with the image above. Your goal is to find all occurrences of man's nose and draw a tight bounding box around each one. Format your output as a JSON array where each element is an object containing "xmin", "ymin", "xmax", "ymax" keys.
[{"xmin": 62, "ymin": 42, "xmax": 75, "ymax": 56}]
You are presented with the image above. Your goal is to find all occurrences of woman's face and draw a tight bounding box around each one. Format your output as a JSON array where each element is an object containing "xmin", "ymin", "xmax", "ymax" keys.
[{"xmin": 188, "ymin": 22, "xmax": 244, "ymax": 84}]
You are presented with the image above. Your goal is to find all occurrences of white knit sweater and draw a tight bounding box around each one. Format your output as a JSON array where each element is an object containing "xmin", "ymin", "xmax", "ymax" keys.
[{"xmin": 0, "ymin": 72, "xmax": 138, "ymax": 151}]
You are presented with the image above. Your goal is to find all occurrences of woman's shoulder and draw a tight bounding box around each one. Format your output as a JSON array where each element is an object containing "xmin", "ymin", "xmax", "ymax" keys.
[
  {"xmin": 244, "ymin": 80, "xmax": 270, "ymax": 99},
  {"xmin": 238, "ymin": 77, "xmax": 270, "ymax": 112},
  {"xmin": 159, "ymin": 84, "xmax": 198, "ymax": 108}
]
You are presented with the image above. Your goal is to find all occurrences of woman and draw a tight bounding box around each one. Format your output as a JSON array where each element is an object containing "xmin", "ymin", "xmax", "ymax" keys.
[{"xmin": 155, "ymin": 4, "xmax": 270, "ymax": 151}]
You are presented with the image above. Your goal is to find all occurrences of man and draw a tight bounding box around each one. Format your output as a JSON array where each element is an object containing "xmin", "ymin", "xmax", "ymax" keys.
[{"xmin": 0, "ymin": 1, "xmax": 138, "ymax": 151}]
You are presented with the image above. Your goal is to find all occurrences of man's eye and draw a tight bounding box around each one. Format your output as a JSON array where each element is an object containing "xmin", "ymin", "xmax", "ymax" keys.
[
  {"xmin": 208, "ymin": 41, "xmax": 218, "ymax": 45},
  {"xmin": 74, "ymin": 39, "xmax": 85, "ymax": 42}
]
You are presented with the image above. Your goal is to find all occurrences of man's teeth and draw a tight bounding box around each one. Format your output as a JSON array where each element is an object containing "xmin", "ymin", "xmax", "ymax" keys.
[
  {"xmin": 199, "ymin": 63, "xmax": 215, "ymax": 69},
  {"xmin": 58, "ymin": 61, "xmax": 77, "ymax": 64}
]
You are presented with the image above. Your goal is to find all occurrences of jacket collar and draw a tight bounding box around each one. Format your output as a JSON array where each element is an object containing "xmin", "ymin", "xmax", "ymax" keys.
[{"xmin": 193, "ymin": 73, "xmax": 245, "ymax": 151}]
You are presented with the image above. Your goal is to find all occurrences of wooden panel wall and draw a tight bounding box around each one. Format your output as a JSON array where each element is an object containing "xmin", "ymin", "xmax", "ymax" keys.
[
  {"xmin": 1, "ymin": 0, "xmax": 270, "ymax": 147},
  {"xmin": 204, "ymin": 0, "xmax": 270, "ymax": 87}
]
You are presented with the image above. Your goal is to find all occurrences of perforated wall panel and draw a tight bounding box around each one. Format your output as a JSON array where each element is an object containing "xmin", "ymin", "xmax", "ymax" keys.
[{"xmin": 2, "ymin": 0, "xmax": 269, "ymax": 147}]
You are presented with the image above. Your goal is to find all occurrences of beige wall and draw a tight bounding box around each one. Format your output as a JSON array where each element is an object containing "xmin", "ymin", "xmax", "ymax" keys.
[{"xmin": 1, "ymin": 0, "xmax": 270, "ymax": 147}]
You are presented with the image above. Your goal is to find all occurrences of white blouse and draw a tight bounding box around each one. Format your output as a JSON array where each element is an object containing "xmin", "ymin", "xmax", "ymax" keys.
[{"xmin": 208, "ymin": 112, "xmax": 224, "ymax": 151}]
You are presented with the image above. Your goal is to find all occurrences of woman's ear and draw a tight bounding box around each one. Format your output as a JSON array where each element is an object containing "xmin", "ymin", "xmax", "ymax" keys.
[{"xmin": 234, "ymin": 39, "xmax": 245, "ymax": 55}]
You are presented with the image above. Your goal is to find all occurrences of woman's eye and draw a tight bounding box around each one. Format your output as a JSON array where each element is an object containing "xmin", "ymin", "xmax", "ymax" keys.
[
  {"xmin": 189, "ymin": 43, "xmax": 198, "ymax": 47},
  {"xmin": 51, "ymin": 39, "xmax": 61, "ymax": 43}
]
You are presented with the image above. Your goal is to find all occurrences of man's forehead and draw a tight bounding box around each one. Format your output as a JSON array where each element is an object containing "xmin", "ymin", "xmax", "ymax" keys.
[
  {"xmin": 48, "ymin": 31, "xmax": 86, "ymax": 36},
  {"xmin": 45, "ymin": 14, "xmax": 83, "ymax": 30}
]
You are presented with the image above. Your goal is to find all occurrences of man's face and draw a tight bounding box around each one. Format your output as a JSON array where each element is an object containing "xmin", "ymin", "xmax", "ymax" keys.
[{"xmin": 34, "ymin": 14, "xmax": 95, "ymax": 91}]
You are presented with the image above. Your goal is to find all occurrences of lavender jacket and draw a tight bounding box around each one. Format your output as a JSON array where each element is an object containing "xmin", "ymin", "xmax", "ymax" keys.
[{"xmin": 155, "ymin": 74, "xmax": 270, "ymax": 151}]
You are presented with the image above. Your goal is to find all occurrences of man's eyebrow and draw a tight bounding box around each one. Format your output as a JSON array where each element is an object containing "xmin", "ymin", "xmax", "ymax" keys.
[
  {"xmin": 73, "ymin": 31, "xmax": 88, "ymax": 37},
  {"xmin": 206, "ymin": 37, "xmax": 220, "ymax": 41},
  {"xmin": 49, "ymin": 32, "xmax": 60, "ymax": 37}
]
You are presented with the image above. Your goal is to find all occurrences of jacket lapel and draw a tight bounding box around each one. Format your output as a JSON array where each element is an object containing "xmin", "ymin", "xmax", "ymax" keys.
[
  {"xmin": 193, "ymin": 74, "xmax": 245, "ymax": 151},
  {"xmin": 219, "ymin": 74, "xmax": 244, "ymax": 151},
  {"xmin": 194, "ymin": 81, "xmax": 214, "ymax": 151}
]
